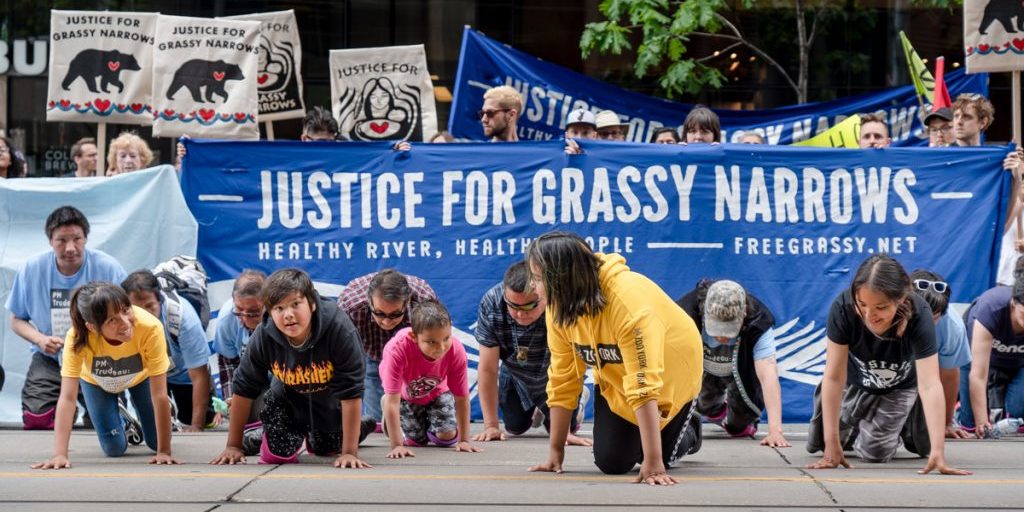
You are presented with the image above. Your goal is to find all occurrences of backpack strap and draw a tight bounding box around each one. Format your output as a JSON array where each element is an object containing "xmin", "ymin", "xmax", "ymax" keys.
[{"xmin": 164, "ymin": 291, "xmax": 183, "ymax": 345}]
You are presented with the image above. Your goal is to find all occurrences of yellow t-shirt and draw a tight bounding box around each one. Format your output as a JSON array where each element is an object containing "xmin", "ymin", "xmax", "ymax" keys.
[
  {"xmin": 62, "ymin": 305, "xmax": 170, "ymax": 394},
  {"xmin": 546, "ymin": 253, "xmax": 703, "ymax": 428}
]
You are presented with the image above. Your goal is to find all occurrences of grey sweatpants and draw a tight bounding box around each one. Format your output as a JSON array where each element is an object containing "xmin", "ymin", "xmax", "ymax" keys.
[{"xmin": 807, "ymin": 383, "xmax": 927, "ymax": 463}]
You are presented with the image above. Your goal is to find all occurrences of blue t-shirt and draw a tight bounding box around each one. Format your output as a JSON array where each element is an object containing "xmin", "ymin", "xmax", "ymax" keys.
[
  {"xmin": 161, "ymin": 292, "xmax": 211, "ymax": 386},
  {"xmin": 935, "ymin": 312, "xmax": 971, "ymax": 370},
  {"xmin": 701, "ymin": 327, "xmax": 777, "ymax": 361},
  {"xmin": 213, "ymin": 297, "xmax": 254, "ymax": 359},
  {"xmin": 5, "ymin": 248, "xmax": 127, "ymax": 359},
  {"xmin": 966, "ymin": 286, "xmax": 1024, "ymax": 369}
]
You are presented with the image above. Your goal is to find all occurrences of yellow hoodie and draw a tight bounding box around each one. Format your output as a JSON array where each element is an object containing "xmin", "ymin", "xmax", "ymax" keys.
[{"xmin": 546, "ymin": 254, "xmax": 703, "ymax": 428}]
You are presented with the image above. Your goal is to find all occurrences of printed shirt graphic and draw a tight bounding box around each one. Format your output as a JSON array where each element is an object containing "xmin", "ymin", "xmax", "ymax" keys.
[
  {"xmin": 826, "ymin": 290, "xmax": 937, "ymax": 392},
  {"xmin": 967, "ymin": 286, "xmax": 1024, "ymax": 369},
  {"xmin": 270, "ymin": 359, "xmax": 334, "ymax": 394},
  {"xmin": 700, "ymin": 329, "xmax": 777, "ymax": 378},
  {"xmin": 61, "ymin": 306, "xmax": 170, "ymax": 394},
  {"xmin": 379, "ymin": 327, "xmax": 469, "ymax": 405},
  {"xmin": 5, "ymin": 249, "xmax": 127, "ymax": 358}
]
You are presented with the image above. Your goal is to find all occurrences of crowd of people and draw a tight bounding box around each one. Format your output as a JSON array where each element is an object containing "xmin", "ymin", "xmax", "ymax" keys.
[{"xmin": 3, "ymin": 84, "xmax": 1023, "ymax": 486}]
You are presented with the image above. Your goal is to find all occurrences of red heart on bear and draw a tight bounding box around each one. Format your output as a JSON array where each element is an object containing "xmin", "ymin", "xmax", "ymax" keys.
[
  {"xmin": 107, "ymin": 61, "xmax": 120, "ymax": 72},
  {"xmin": 94, "ymin": 99, "xmax": 112, "ymax": 112},
  {"xmin": 130, "ymin": 103, "xmax": 144, "ymax": 113},
  {"xmin": 213, "ymin": 71, "xmax": 225, "ymax": 81},
  {"xmin": 370, "ymin": 121, "xmax": 390, "ymax": 134},
  {"xmin": 235, "ymin": 113, "xmax": 248, "ymax": 121},
  {"xmin": 979, "ymin": 44, "xmax": 991, "ymax": 52},
  {"xmin": 198, "ymin": 109, "xmax": 216, "ymax": 122},
  {"xmin": 59, "ymin": 100, "xmax": 71, "ymax": 108},
  {"xmin": 1012, "ymin": 38, "xmax": 1024, "ymax": 51},
  {"xmin": 163, "ymin": 109, "xmax": 176, "ymax": 117},
  {"xmin": 257, "ymin": 74, "xmax": 269, "ymax": 85}
]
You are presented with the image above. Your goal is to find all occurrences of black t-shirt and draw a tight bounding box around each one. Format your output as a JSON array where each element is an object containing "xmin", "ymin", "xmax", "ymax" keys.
[{"xmin": 827, "ymin": 290, "xmax": 937, "ymax": 393}]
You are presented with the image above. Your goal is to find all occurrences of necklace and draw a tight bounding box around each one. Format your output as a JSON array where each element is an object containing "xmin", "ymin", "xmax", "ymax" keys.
[{"xmin": 510, "ymin": 320, "xmax": 538, "ymax": 365}]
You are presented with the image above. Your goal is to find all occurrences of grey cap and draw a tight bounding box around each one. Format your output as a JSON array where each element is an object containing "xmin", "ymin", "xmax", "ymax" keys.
[{"xmin": 703, "ymin": 280, "xmax": 746, "ymax": 338}]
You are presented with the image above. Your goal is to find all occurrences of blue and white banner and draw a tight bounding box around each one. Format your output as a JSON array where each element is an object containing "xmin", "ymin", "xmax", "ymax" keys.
[
  {"xmin": 449, "ymin": 27, "xmax": 989, "ymax": 146},
  {"xmin": 0, "ymin": 166, "xmax": 198, "ymax": 422},
  {"xmin": 182, "ymin": 139, "xmax": 1009, "ymax": 421}
]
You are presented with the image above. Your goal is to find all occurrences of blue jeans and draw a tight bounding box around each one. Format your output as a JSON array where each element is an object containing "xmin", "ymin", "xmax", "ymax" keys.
[
  {"xmin": 362, "ymin": 356, "xmax": 383, "ymax": 422},
  {"xmin": 958, "ymin": 362, "xmax": 1024, "ymax": 428},
  {"xmin": 80, "ymin": 379, "xmax": 158, "ymax": 456}
]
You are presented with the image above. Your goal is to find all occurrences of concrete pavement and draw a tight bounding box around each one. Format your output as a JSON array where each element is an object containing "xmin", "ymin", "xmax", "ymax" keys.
[{"xmin": 1, "ymin": 424, "xmax": 1022, "ymax": 511}]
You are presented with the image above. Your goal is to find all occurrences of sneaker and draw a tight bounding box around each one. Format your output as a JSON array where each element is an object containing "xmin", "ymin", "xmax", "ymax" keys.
[
  {"xmin": 686, "ymin": 411, "xmax": 703, "ymax": 455},
  {"xmin": 531, "ymin": 408, "xmax": 545, "ymax": 430},
  {"xmin": 359, "ymin": 417, "xmax": 377, "ymax": 443},
  {"xmin": 728, "ymin": 423, "xmax": 757, "ymax": 438},
  {"xmin": 704, "ymin": 402, "xmax": 727, "ymax": 427},
  {"xmin": 241, "ymin": 423, "xmax": 263, "ymax": 456},
  {"xmin": 119, "ymin": 402, "xmax": 143, "ymax": 446},
  {"xmin": 575, "ymin": 386, "xmax": 591, "ymax": 428}
]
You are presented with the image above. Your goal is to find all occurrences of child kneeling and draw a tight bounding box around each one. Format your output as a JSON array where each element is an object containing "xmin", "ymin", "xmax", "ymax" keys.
[
  {"xmin": 211, "ymin": 269, "xmax": 374, "ymax": 468},
  {"xmin": 380, "ymin": 300, "xmax": 481, "ymax": 458}
]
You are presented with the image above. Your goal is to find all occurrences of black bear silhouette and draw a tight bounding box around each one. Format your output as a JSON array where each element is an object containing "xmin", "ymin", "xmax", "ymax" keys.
[
  {"xmin": 980, "ymin": 0, "xmax": 1024, "ymax": 35},
  {"xmin": 166, "ymin": 59, "xmax": 245, "ymax": 103},
  {"xmin": 61, "ymin": 49, "xmax": 141, "ymax": 94}
]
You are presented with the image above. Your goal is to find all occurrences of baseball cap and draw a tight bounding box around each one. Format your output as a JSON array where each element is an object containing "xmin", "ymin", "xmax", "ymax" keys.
[
  {"xmin": 923, "ymin": 106, "xmax": 953, "ymax": 124},
  {"xmin": 703, "ymin": 280, "xmax": 746, "ymax": 338},
  {"xmin": 566, "ymin": 109, "xmax": 597, "ymax": 128}
]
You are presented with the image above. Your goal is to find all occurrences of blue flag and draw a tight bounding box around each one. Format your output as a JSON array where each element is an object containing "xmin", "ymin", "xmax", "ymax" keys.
[
  {"xmin": 448, "ymin": 27, "xmax": 988, "ymax": 146},
  {"xmin": 182, "ymin": 139, "xmax": 1009, "ymax": 421}
]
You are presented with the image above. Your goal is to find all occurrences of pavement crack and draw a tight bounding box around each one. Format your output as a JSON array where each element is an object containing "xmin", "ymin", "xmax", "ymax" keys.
[
  {"xmin": 223, "ymin": 464, "xmax": 280, "ymax": 503},
  {"xmin": 797, "ymin": 467, "xmax": 840, "ymax": 506},
  {"xmin": 772, "ymin": 446, "xmax": 792, "ymax": 465}
]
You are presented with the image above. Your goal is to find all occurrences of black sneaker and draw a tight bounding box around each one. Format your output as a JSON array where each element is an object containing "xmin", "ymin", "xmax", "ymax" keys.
[
  {"xmin": 685, "ymin": 411, "xmax": 703, "ymax": 455},
  {"xmin": 241, "ymin": 424, "xmax": 263, "ymax": 456},
  {"xmin": 359, "ymin": 416, "xmax": 377, "ymax": 444}
]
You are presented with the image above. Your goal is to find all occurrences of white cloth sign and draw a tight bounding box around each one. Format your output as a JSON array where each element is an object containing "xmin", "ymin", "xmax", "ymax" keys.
[
  {"xmin": 964, "ymin": 0, "xmax": 1024, "ymax": 73},
  {"xmin": 330, "ymin": 45, "xmax": 438, "ymax": 142},
  {"xmin": 223, "ymin": 10, "xmax": 305, "ymax": 122},
  {"xmin": 152, "ymin": 15, "xmax": 261, "ymax": 139},
  {"xmin": 46, "ymin": 10, "xmax": 157, "ymax": 124}
]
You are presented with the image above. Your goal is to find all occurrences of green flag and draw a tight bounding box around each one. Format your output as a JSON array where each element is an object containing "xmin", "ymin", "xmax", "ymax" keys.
[{"xmin": 899, "ymin": 31, "xmax": 934, "ymax": 107}]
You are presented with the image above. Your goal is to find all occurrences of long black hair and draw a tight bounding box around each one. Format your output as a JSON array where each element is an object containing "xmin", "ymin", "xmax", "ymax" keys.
[
  {"xmin": 850, "ymin": 254, "xmax": 913, "ymax": 336},
  {"xmin": 526, "ymin": 231, "xmax": 605, "ymax": 328},
  {"xmin": 69, "ymin": 282, "xmax": 133, "ymax": 352}
]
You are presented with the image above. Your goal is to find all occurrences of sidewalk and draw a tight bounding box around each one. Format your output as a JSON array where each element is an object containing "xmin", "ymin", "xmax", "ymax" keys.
[{"xmin": 1, "ymin": 424, "xmax": 1021, "ymax": 511}]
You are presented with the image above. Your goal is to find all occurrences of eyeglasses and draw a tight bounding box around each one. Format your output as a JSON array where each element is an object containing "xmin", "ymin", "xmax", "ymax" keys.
[
  {"xmin": 370, "ymin": 308, "xmax": 406, "ymax": 320},
  {"xmin": 233, "ymin": 309, "xmax": 263, "ymax": 319},
  {"xmin": 913, "ymin": 279, "xmax": 948, "ymax": 294},
  {"xmin": 478, "ymin": 108, "xmax": 510, "ymax": 119},
  {"xmin": 928, "ymin": 126, "xmax": 953, "ymax": 135},
  {"xmin": 505, "ymin": 297, "xmax": 541, "ymax": 312}
]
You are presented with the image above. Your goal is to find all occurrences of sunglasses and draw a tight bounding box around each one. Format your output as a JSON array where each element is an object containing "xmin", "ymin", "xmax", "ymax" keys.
[
  {"xmin": 913, "ymin": 279, "xmax": 948, "ymax": 294},
  {"xmin": 233, "ymin": 309, "xmax": 263, "ymax": 319},
  {"xmin": 506, "ymin": 297, "xmax": 541, "ymax": 312},
  {"xmin": 478, "ymin": 108, "xmax": 510, "ymax": 119},
  {"xmin": 370, "ymin": 308, "xmax": 406, "ymax": 320}
]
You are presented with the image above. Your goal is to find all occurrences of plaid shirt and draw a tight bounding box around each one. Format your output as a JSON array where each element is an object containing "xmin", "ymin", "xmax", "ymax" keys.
[{"xmin": 337, "ymin": 272, "xmax": 437, "ymax": 361}]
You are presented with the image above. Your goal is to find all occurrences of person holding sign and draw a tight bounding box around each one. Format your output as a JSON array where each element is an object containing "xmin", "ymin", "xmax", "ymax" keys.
[
  {"xmin": 806, "ymin": 254, "xmax": 969, "ymax": 475},
  {"xmin": 681, "ymin": 106, "xmax": 721, "ymax": 144},
  {"xmin": 527, "ymin": 231, "xmax": 703, "ymax": 485},
  {"xmin": 33, "ymin": 282, "xmax": 178, "ymax": 468},
  {"xmin": 210, "ymin": 269, "xmax": 375, "ymax": 467},
  {"xmin": 6, "ymin": 206, "xmax": 127, "ymax": 430},
  {"xmin": 106, "ymin": 132, "xmax": 153, "ymax": 176},
  {"xmin": 676, "ymin": 279, "xmax": 790, "ymax": 448},
  {"xmin": 480, "ymin": 86, "xmax": 522, "ymax": 142},
  {"xmin": 857, "ymin": 114, "xmax": 891, "ymax": 148}
]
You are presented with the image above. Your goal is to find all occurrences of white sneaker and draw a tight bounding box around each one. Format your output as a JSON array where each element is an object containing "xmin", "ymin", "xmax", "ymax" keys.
[{"xmin": 575, "ymin": 386, "xmax": 591, "ymax": 427}]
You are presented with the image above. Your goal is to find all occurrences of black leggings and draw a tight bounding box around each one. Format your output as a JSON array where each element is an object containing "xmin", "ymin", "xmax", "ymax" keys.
[
  {"xmin": 591, "ymin": 386, "xmax": 698, "ymax": 474},
  {"xmin": 261, "ymin": 393, "xmax": 342, "ymax": 457}
]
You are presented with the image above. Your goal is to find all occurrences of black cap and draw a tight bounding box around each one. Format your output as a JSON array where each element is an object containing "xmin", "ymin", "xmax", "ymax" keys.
[{"xmin": 923, "ymin": 106, "xmax": 953, "ymax": 124}]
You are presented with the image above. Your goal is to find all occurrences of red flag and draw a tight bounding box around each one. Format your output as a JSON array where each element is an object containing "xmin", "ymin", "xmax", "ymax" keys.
[{"xmin": 933, "ymin": 57, "xmax": 952, "ymax": 110}]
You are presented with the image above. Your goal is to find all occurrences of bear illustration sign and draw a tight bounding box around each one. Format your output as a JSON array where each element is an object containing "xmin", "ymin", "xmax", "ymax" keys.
[
  {"xmin": 152, "ymin": 14, "xmax": 260, "ymax": 139},
  {"xmin": 166, "ymin": 59, "xmax": 245, "ymax": 103},
  {"xmin": 46, "ymin": 10, "xmax": 157, "ymax": 124},
  {"xmin": 61, "ymin": 49, "xmax": 141, "ymax": 94},
  {"xmin": 965, "ymin": 0, "xmax": 1024, "ymax": 73}
]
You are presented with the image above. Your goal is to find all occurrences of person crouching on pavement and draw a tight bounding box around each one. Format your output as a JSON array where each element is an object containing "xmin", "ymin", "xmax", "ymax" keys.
[
  {"xmin": 210, "ymin": 268, "xmax": 375, "ymax": 468},
  {"xmin": 676, "ymin": 279, "xmax": 790, "ymax": 447}
]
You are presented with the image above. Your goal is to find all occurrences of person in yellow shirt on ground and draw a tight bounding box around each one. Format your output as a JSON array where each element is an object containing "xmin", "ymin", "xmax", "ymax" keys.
[
  {"xmin": 527, "ymin": 231, "xmax": 704, "ymax": 486},
  {"xmin": 33, "ymin": 282, "xmax": 178, "ymax": 469}
]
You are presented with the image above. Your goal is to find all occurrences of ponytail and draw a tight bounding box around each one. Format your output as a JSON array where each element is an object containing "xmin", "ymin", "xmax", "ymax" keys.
[{"xmin": 68, "ymin": 282, "xmax": 132, "ymax": 352}]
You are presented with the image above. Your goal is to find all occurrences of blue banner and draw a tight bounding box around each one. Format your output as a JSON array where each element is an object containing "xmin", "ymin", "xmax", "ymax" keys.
[
  {"xmin": 449, "ymin": 27, "xmax": 989, "ymax": 146},
  {"xmin": 182, "ymin": 139, "xmax": 1009, "ymax": 421}
]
